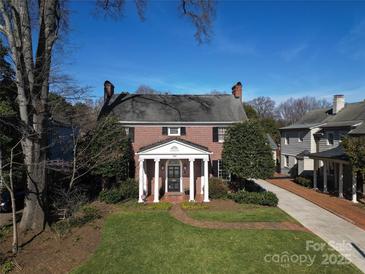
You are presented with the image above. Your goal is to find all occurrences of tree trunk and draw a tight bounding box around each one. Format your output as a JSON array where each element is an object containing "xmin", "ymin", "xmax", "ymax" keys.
[
  {"xmin": 9, "ymin": 189, "xmax": 18, "ymax": 253},
  {"xmin": 19, "ymin": 125, "xmax": 47, "ymax": 233}
]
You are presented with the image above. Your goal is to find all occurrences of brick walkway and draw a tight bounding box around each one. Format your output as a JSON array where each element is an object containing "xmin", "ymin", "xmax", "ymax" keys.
[
  {"xmin": 267, "ymin": 177, "xmax": 365, "ymax": 231},
  {"xmin": 169, "ymin": 203, "xmax": 308, "ymax": 232}
]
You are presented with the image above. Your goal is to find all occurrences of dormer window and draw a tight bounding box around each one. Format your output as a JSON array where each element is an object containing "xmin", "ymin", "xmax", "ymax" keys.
[{"xmin": 168, "ymin": 127, "xmax": 180, "ymax": 136}]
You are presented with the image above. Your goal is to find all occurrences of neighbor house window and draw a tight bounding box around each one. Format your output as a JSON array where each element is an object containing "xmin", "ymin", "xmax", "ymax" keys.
[
  {"xmin": 327, "ymin": 132, "xmax": 334, "ymax": 145},
  {"xmin": 218, "ymin": 160, "xmax": 231, "ymax": 181},
  {"xmin": 218, "ymin": 128, "xmax": 227, "ymax": 143},
  {"xmin": 298, "ymin": 132, "xmax": 305, "ymax": 142},
  {"xmin": 168, "ymin": 127, "xmax": 180, "ymax": 136}
]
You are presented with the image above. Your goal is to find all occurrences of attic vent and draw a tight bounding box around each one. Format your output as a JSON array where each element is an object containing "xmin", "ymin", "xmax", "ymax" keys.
[{"xmin": 170, "ymin": 146, "xmax": 179, "ymax": 152}]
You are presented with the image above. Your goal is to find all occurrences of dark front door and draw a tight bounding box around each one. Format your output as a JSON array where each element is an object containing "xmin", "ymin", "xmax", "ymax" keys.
[{"xmin": 168, "ymin": 166, "xmax": 180, "ymax": 192}]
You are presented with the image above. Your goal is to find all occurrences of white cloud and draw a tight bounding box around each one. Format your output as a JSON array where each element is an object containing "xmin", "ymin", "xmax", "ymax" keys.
[{"xmin": 280, "ymin": 44, "xmax": 308, "ymax": 62}]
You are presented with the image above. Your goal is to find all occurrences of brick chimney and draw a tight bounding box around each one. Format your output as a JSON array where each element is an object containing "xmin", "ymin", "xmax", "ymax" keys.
[
  {"xmin": 232, "ymin": 82, "xmax": 243, "ymax": 101},
  {"xmin": 104, "ymin": 80, "xmax": 114, "ymax": 101},
  {"xmin": 333, "ymin": 94, "xmax": 345, "ymax": 114}
]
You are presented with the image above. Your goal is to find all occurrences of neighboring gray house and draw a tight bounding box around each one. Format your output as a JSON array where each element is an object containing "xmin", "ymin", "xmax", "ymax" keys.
[{"xmin": 280, "ymin": 95, "xmax": 365, "ymax": 203}]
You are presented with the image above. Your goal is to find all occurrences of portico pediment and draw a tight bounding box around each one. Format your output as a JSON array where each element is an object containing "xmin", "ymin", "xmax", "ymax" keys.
[{"xmin": 137, "ymin": 139, "xmax": 211, "ymax": 156}]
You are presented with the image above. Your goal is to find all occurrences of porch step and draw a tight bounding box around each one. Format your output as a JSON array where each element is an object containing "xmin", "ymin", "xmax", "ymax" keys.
[
  {"xmin": 164, "ymin": 192, "xmax": 184, "ymax": 197},
  {"xmin": 146, "ymin": 193, "xmax": 205, "ymax": 203}
]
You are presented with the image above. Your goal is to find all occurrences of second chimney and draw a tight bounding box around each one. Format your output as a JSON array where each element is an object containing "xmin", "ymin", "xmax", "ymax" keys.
[
  {"xmin": 333, "ymin": 94, "xmax": 345, "ymax": 114},
  {"xmin": 232, "ymin": 82, "xmax": 243, "ymax": 101},
  {"xmin": 104, "ymin": 80, "xmax": 115, "ymax": 101}
]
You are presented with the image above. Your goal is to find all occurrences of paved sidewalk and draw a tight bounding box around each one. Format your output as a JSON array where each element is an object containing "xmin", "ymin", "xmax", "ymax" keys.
[
  {"xmin": 267, "ymin": 177, "xmax": 365, "ymax": 230},
  {"xmin": 256, "ymin": 179, "xmax": 365, "ymax": 273}
]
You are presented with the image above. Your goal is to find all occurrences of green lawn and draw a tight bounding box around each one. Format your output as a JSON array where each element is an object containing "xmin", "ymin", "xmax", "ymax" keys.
[
  {"xmin": 186, "ymin": 204, "xmax": 296, "ymax": 223},
  {"xmin": 73, "ymin": 209, "xmax": 360, "ymax": 274}
]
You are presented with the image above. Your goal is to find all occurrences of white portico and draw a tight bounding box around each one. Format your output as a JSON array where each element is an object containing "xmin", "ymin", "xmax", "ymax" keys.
[{"xmin": 136, "ymin": 139, "xmax": 212, "ymax": 203}]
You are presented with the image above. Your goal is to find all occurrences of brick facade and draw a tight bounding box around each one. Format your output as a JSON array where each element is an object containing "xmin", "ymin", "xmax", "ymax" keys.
[{"xmin": 131, "ymin": 125, "xmax": 225, "ymax": 196}]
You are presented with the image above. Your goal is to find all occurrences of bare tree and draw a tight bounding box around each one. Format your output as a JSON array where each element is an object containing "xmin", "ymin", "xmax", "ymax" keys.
[
  {"xmin": 209, "ymin": 90, "xmax": 227, "ymax": 95},
  {"xmin": 0, "ymin": 0, "xmax": 215, "ymax": 235},
  {"xmin": 248, "ymin": 97, "xmax": 276, "ymax": 118},
  {"xmin": 0, "ymin": 138, "xmax": 23, "ymax": 254},
  {"xmin": 0, "ymin": 0, "xmax": 61, "ymax": 233},
  {"xmin": 276, "ymin": 96, "xmax": 331, "ymax": 125}
]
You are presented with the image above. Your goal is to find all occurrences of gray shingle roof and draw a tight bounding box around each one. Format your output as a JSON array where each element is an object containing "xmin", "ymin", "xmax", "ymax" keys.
[
  {"xmin": 349, "ymin": 122, "xmax": 365, "ymax": 135},
  {"xmin": 99, "ymin": 93, "xmax": 247, "ymax": 123},
  {"xmin": 281, "ymin": 101, "xmax": 365, "ymax": 132},
  {"xmin": 309, "ymin": 146, "xmax": 349, "ymax": 162}
]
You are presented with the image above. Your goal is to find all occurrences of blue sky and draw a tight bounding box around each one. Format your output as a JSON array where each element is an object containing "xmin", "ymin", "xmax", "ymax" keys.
[{"xmin": 63, "ymin": 1, "xmax": 365, "ymax": 103}]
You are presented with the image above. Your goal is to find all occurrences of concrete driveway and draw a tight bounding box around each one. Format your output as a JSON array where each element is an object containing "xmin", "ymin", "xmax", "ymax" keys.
[{"xmin": 255, "ymin": 179, "xmax": 365, "ymax": 273}]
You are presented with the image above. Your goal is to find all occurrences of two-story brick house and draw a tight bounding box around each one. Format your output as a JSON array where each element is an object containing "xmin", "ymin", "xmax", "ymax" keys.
[
  {"xmin": 280, "ymin": 95, "xmax": 365, "ymax": 203},
  {"xmin": 99, "ymin": 81, "xmax": 247, "ymax": 203}
]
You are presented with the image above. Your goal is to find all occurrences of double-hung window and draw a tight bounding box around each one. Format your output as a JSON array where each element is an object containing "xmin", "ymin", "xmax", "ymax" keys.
[
  {"xmin": 218, "ymin": 160, "xmax": 231, "ymax": 181},
  {"xmin": 218, "ymin": 128, "xmax": 226, "ymax": 143}
]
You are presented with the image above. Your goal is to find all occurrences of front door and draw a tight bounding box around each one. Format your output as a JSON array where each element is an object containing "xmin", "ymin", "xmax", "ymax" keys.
[{"xmin": 168, "ymin": 166, "xmax": 180, "ymax": 192}]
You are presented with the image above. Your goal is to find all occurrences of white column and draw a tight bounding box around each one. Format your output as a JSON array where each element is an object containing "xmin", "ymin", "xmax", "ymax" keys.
[
  {"xmin": 313, "ymin": 160, "xmax": 318, "ymax": 190},
  {"xmin": 323, "ymin": 161, "xmax": 328, "ymax": 193},
  {"xmin": 154, "ymin": 158, "xmax": 160, "ymax": 203},
  {"xmin": 200, "ymin": 160, "xmax": 204, "ymax": 194},
  {"xmin": 352, "ymin": 172, "xmax": 358, "ymax": 203},
  {"xmin": 138, "ymin": 159, "xmax": 144, "ymax": 203},
  {"xmin": 203, "ymin": 159, "xmax": 210, "ymax": 202},
  {"xmin": 339, "ymin": 163, "xmax": 344, "ymax": 198},
  {"xmin": 143, "ymin": 161, "xmax": 147, "ymax": 195},
  {"xmin": 334, "ymin": 163, "xmax": 338, "ymax": 190},
  {"xmin": 189, "ymin": 158, "xmax": 195, "ymax": 202}
]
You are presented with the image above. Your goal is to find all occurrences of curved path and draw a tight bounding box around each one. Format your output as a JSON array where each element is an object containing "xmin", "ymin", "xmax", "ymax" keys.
[{"xmin": 169, "ymin": 203, "xmax": 308, "ymax": 232}]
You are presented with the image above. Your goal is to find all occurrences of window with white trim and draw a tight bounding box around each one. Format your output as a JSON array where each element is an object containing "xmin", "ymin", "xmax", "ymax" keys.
[
  {"xmin": 218, "ymin": 128, "xmax": 226, "ymax": 143},
  {"xmin": 327, "ymin": 132, "xmax": 334, "ymax": 145},
  {"xmin": 168, "ymin": 127, "xmax": 180, "ymax": 136},
  {"xmin": 218, "ymin": 160, "xmax": 231, "ymax": 181}
]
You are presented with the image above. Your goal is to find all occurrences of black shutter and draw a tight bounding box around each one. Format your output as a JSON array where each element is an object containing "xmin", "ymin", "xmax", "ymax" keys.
[
  {"xmin": 212, "ymin": 160, "xmax": 219, "ymax": 177},
  {"xmin": 162, "ymin": 127, "xmax": 168, "ymax": 135},
  {"xmin": 212, "ymin": 127, "xmax": 218, "ymax": 142},
  {"xmin": 129, "ymin": 127, "xmax": 134, "ymax": 142},
  {"xmin": 181, "ymin": 127, "xmax": 186, "ymax": 135}
]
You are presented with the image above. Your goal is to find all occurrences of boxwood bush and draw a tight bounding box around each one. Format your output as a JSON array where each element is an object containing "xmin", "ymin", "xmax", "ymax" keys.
[
  {"xmin": 294, "ymin": 177, "xmax": 312, "ymax": 188},
  {"xmin": 119, "ymin": 178, "xmax": 139, "ymax": 200},
  {"xmin": 99, "ymin": 188, "xmax": 122, "ymax": 204},
  {"xmin": 99, "ymin": 178, "xmax": 138, "ymax": 204},
  {"xmin": 230, "ymin": 190, "xmax": 278, "ymax": 207},
  {"xmin": 209, "ymin": 177, "xmax": 229, "ymax": 199}
]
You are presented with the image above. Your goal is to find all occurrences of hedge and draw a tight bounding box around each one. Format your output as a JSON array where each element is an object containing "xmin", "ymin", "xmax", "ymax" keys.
[
  {"xmin": 230, "ymin": 190, "xmax": 278, "ymax": 207},
  {"xmin": 99, "ymin": 178, "xmax": 138, "ymax": 204},
  {"xmin": 294, "ymin": 177, "xmax": 312, "ymax": 188},
  {"xmin": 209, "ymin": 177, "xmax": 229, "ymax": 199}
]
